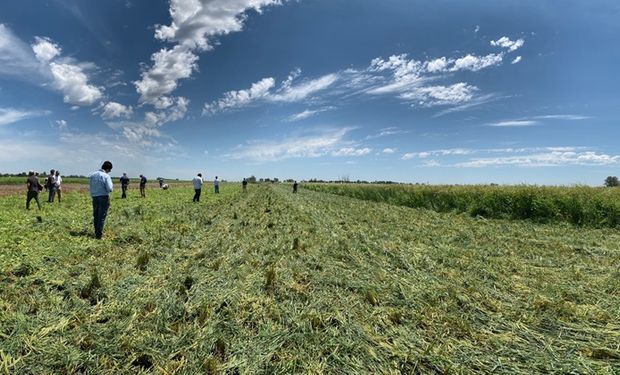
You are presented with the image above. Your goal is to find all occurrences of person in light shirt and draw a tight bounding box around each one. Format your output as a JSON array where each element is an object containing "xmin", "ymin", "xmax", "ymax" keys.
[
  {"xmin": 89, "ymin": 161, "xmax": 113, "ymax": 239},
  {"xmin": 192, "ymin": 173, "xmax": 203, "ymax": 202},
  {"xmin": 54, "ymin": 170, "xmax": 62, "ymax": 204},
  {"xmin": 214, "ymin": 176, "xmax": 220, "ymax": 194}
]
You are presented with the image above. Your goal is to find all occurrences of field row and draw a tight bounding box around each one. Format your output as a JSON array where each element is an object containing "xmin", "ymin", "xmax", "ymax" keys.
[{"xmin": 305, "ymin": 183, "xmax": 620, "ymax": 228}]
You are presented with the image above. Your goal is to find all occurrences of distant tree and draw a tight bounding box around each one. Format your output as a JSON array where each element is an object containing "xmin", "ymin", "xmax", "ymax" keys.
[
  {"xmin": 604, "ymin": 176, "xmax": 619, "ymax": 187},
  {"xmin": 247, "ymin": 175, "xmax": 257, "ymax": 183}
]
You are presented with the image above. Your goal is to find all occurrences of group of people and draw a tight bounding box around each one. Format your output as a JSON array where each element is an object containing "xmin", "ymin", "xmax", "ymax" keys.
[
  {"xmin": 27, "ymin": 161, "xmax": 301, "ymax": 239},
  {"xmin": 192, "ymin": 174, "xmax": 220, "ymax": 202},
  {"xmin": 119, "ymin": 173, "xmax": 148, "ymax": 199},
  {"xmin": 25, "ymin": 169, "xmax": 63, "ymax": 210}
]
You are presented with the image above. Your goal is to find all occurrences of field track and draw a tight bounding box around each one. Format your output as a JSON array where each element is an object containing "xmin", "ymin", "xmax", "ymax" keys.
[
  {"xmin": 0, "ymin": 182, "xmax": 190, "ymax": 197},
  {"xmin": 1, "ymin": 184, "xmax": 619, "ymax": 373}
]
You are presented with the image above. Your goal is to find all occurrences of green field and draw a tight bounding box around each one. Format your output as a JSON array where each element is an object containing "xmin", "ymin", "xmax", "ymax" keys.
[
  {"xmin": 1, "ymin": 184, "xmax": 619, "ymax": 373},
  {"xmin": 306, "ymin": 183, "xmax": 620, "ymax": 228}
]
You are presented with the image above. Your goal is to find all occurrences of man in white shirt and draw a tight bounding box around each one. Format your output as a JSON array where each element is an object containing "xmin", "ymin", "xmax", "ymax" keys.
[
  {"xmin": 192, "ymin": 173, "xmax": 203, "ymax": 202},
  {"xmin": 214, "ymin": 176, "xmax": 220, "ymax": 194},
  {"xmin": 54, "ymin": 170, "xmax": 62, "ymax": 204}
]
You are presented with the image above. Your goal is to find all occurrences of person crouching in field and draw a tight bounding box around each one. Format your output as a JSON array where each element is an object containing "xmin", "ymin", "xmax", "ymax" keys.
[
  {"xmin": 139, "ymin": 174, "xmax": 147, "ymax": 197},
  {"xmin": 193, "ymin": 173, "xmax": 203, "ymax": 202},
  {"xmin": 214, "ymin": 176, "xmax": 219, "ymax": 194},
  {"xmin": 89, "ymin": 161, "xmax": 113, "ymax": 240},
  {"xmin": 26, "ymin": 171, "xmax": 42, "ymax": 210},
  {"xmin": 120, "ymin": 173, "xmax": 130, "ymax": 198},
  {"xmin": 54, "ymin": 170, "xmax": 62, "ymax": 204}
]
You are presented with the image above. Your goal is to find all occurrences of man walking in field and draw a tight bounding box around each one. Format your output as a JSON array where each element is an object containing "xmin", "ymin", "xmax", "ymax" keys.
[
  {"xmin": 54, "ymin": 170, "xmax": 62, "ymax": 204},
  {"xmin": 139, "ymin": 174, "xmax": 147, "ymax": 198},
  {"xmin": 293, "ymin": 181, "xmax": 298, "ymax": 194},
  {"xmin": 214, "ymin": 176, "xmax": 220, "ymax": 194},
  {"xmin": 192, "ymin": 173, "xmax": 203, "ymax": 202},
  {"xmin": 120, "ymin": 173, "xmax": 130, "ymax": 198},
  {"xmin": 89, "ymin": 161, "xmax": 113, "ymax": 240},
  {"xmin": 242, "ymin": 178, "xmax": 247, "ymax": 192},
  {"xmin": 26, "ymin": 171, "xmax": 42, "ymax": 210}
]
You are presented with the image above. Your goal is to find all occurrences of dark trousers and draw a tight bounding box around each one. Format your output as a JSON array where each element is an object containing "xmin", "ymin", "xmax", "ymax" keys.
[
  {"xmin": 48, "ymin": 186, "xmax": 56, "ymax": 202},
  {"xmin": 121, "ymin": 185, "xmax": 128, "ymax": 198},
  {"xmin": 92, "ymin": 195, "xmax": 110, "ymax": 239},
  {"xmin": 26, "ymin": 191, "xmax": 41, "ymax": 210},
  {"xmin": 214, "ymin": 185, "xmax": 219, "ymax": 194},
  {"xmin": 193, "ymin": 189, "xmax": 201, "ymax": 202}
]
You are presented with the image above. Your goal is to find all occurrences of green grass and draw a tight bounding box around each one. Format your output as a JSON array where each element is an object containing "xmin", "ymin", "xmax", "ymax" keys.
[
  {"xmin": 1, "ymin": 184, "xmax": 619, "ymax": 373},
  {"xmin": 305, "ymin": 183, "xmax": 620, "ymax": 228}
]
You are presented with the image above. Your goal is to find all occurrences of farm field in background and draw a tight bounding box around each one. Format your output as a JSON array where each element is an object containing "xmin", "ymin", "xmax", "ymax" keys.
[
  {"xmin": 1, "ymin": 183, "xmax": 619, "ymax": 373},
  {"xmin": 306, "ymin": 183, "xmax": 620, "ymax": 228}
]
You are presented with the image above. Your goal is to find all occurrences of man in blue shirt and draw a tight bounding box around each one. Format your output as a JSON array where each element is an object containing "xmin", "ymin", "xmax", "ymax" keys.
[{"xmin": 89, "ymin": 161, "xmax": 113, "ymax": 239}]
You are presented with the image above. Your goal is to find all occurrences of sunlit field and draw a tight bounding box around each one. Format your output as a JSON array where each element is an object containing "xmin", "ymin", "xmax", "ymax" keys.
[{"xmin": 1, "ymin": 183, "xmax": 619, "ymax": 373}]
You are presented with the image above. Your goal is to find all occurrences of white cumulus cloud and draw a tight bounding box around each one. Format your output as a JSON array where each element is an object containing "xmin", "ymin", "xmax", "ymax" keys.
[
  {"xmin": 101, "ymin": 102, "xmax": 134, "ymax": 120},
  {"xmin": 136, "ymin": 0, "xmax": 284, "ymax": 108},
  {"xmin": 451, "ymin": 53, "xmax": 504, "ymax": 72},
  {"xmin": 31, "ymin": 36, "xmax": 61, "ymax": 62},
  {"xmin": 135, "ymin": 45, "xmax": 198, "ymax": 107},
  {"xmin": 30, "ymin": 36, "xmax": 103, "ymax": 107},
  {"xmin": 491, "ymin": 36, "xmax": 524, "ymax": 52},
  {"xmin": 48, "ymin": 62, "xmax": 103, "ymax": 106}
]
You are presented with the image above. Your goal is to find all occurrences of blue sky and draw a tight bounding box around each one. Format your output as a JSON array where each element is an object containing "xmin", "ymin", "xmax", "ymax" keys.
[{"xmin": 1, "ymin": 0, "xmax": 619, "ymax": 184}]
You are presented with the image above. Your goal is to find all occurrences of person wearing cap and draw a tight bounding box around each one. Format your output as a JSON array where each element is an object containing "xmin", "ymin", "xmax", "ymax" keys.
[
  {"xmin": 192, "ymin": 173, "xmax": 203, "ymax": 202},
  {"xmin": 89, "ymin": 161, "xmax": 113, "ymax": 239},
  {"xmin": 26, "ymin": 171, "xmax": 42, "ymax": 210},
  {"xmin": 119, "ymin": 173, "xmax": 130, "ymax": 198}
]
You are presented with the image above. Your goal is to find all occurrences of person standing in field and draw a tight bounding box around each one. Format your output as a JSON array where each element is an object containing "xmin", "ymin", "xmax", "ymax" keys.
[
  {"xmin": 89, "ymin": 161, "xmax": 113, "ymax": 240},
  {"xmin": 119, "ymin": 173, "xmax": 130, "ymax": 198},
  {"xmin": 293, "ymin": 181, "xmax": 298, "ymax": 194},
  {"xmin": 242, "ymin": 178, "xmax": 247, "ymax": 192},
  {"xmin": 46, "ymin": 169, "xmax": 56, "ymax": 203},
  {"xmin": 54, "ymin": 170, "xmax": 62, "ymax": 204},
  {"xmin": 139, "ymin": 174, "xmax": 147, "ymax": 197},
  {"xmin": 192, "ymin": 173, "xmax": 203, "ymax": 202},
  {"xmin": 214, "ymin": 176, "xmax": 220, "ymax": 194},
  {"xmin": 26, "ymin": 171, "xmax": 42, "ymax": 210}
]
